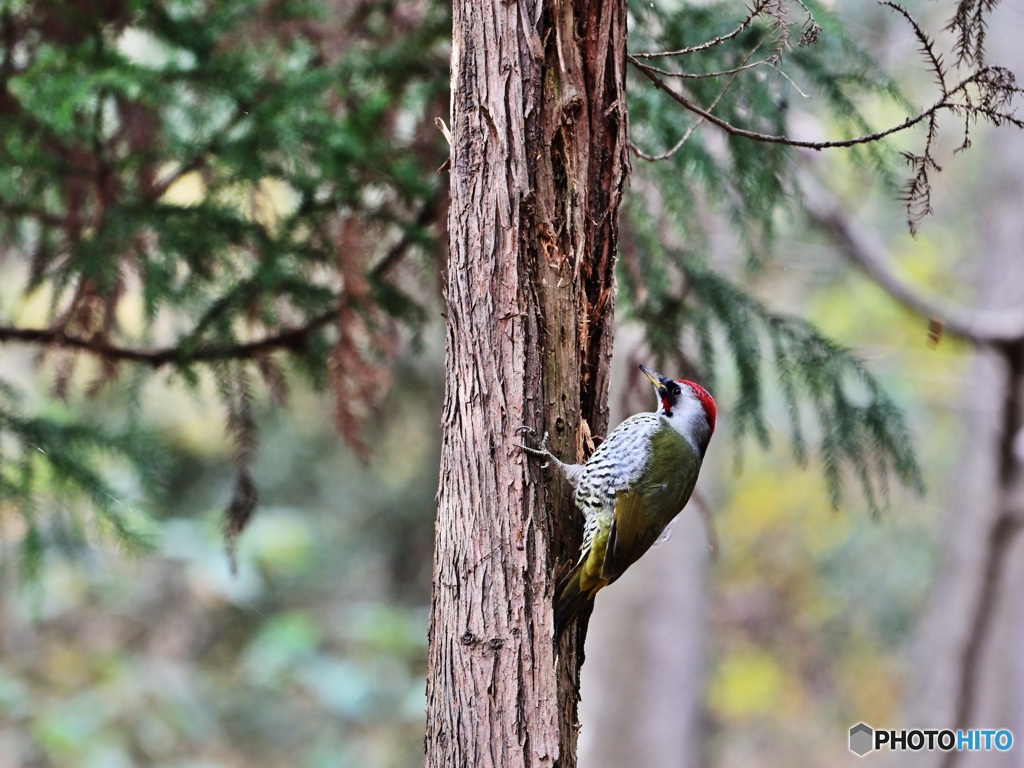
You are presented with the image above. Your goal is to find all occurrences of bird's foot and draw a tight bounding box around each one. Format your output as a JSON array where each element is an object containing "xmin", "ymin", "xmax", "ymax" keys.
[{"xmin": 516, "ymin": 426, "xmax": 553, "ymax": 468}]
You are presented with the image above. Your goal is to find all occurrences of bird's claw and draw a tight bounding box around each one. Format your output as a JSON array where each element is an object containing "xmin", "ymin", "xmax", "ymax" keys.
[{"xmin": 516, "ymin": 426, "xmax": 551, "ymax": 458}]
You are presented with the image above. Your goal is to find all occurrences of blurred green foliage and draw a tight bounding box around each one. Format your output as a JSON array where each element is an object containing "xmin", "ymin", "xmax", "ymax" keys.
[
  {"xmin": 1, "ymin": 360, "xmax": 441, "ymax": 767},
  {"xmin": 0, "ymin": 0, "xmax": 449, "ymax": 570}
]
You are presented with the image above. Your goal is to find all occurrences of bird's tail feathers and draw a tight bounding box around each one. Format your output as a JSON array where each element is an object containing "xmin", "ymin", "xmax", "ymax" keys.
[{"xmin": 553, "ymin": 562, "xmax": 591, "ymax": 642}]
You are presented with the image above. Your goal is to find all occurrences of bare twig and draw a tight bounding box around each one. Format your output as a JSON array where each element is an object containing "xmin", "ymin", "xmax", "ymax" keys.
[
  {"xmin": 883, "ymin": 2, "xmax": 948, "ymax": 93},
  {"xmin": 630, "ymin": 3, "xmax": 1023, "ymax": 233},
  {"xmin": 632, "ymin": 59, "xmax": 766, "ymax": 80},
  {"xmin": 631, "ymin": 1, "xmax": 768, "ymax": 59},
  {"xmin": 631, "ymin": 23, "xmax": 814, "ymax": 162},
  {"xmin": 630, "ymin": 54, "xmax": 1021, "ymax": 153},
  {"xmin": 630, "ymin": 52, "xmax": 921, "ymax": 149},
  {"xmin": 632, "ymin": 35, "xmax": 771, "ymax": 162},
  {"xmin": 434, "ymin": 116, "xmax": 452, "ymax": 146}
]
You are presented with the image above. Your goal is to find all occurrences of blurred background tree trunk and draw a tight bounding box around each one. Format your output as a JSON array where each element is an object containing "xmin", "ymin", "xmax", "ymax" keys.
[
  {"xmin": 580, "ymin": 507, "xmax": 709, "ymax": 768},
  {"xmin": 902, "ymin": 5, "xmax": 1024, "ymax": 754},
  {"xmin": 902, "ymin": 203, "xmax": 1024, "ymax": 768}
]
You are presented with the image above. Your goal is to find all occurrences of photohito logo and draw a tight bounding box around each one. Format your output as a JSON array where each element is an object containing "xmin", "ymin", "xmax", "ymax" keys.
[{"xmin": 849, "ymin": 723, "xmax": 1014, "ymax": 757}]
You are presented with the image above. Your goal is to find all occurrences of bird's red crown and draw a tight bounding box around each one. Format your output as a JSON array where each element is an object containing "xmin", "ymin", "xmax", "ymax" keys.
[{"xmin": 681, "ymin": 380, "xmax": 716, "ymax": 433}]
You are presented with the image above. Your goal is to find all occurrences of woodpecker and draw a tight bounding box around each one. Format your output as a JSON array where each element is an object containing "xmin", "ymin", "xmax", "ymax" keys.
[{"xmin": 520, "ymin": 364, "xmax": 716, "ymax": 640}]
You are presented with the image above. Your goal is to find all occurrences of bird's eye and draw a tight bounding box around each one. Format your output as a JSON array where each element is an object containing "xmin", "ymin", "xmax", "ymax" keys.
[{"xmin": 670, "ymin": 383, "xmax": 681, "ymax": 396}]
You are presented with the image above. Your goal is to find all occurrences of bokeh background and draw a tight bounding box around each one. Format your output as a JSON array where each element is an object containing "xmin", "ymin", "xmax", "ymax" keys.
[{"xmin": 2, "ymin": 1, "xmax": 1023, "ymax": 767}]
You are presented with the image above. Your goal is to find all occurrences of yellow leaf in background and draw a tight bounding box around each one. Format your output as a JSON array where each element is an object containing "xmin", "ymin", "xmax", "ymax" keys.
[
  {"xmin": 726, "ymin": 472, "xmax": 789, "ymax": 540},
  {"xmin": 801, "ymin": 501, "xmax": 852, "ymax": 556},
  {"xmin": 708, "ymin": 647, "xmax": 789, "ymax": 720}
]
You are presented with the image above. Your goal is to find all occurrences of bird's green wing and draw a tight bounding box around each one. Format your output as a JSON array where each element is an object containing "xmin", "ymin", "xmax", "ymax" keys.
[
  {"xmin": 601, "ymin": 425, "xmax": 701, "ymax": 582},
  {"xmin": 600, "ymin": 488, "xmax": 656, "ymax": 582}
]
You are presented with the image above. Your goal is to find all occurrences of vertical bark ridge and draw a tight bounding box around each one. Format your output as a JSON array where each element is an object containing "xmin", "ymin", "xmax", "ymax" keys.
[{"xmin": 426, "ymin": 2, "xmax": 628, "ymax": 766}]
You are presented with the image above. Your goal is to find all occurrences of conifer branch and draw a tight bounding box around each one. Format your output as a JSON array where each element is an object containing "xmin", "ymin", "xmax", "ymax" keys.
[
  {"xmin": 629, "ymin": 1, "xmax": 1024, "ymax": 233},
  {"xmin": 149, "ymin": 107, "xmax": 251, "ymax": 201},
  {"xmin": 676, "ymin": 264, "xmax": 925, "ymax": 512},
  {"xmin": 0, "ymin": 308, "xmax": 338, "ymax": 368},
  {"xmin": 948, "ymin": 0, "xmax": 1000, "ymax": 67}
]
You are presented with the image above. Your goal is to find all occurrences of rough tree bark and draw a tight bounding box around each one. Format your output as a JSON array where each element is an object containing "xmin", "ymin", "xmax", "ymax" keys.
[{"xmin": 424, "ymin": 2, "xmax": 629, "ymax": 767}]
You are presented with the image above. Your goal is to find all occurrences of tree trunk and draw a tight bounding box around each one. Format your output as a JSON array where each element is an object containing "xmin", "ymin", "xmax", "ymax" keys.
[{"xmin": 424, "ymin": 2, "xmax": 629, "ymax": 767}]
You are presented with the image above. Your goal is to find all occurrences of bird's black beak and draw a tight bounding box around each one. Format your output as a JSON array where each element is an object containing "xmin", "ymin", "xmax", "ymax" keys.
[{"xmin": 638, "ymin": 364, "xmax": 671, "ymax": 395}]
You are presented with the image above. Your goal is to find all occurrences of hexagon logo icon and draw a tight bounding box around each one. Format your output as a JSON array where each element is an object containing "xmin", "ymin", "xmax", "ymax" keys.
[{"xmin": 850, "ymin": 723, "xmax": 874, "ymax": 757}]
